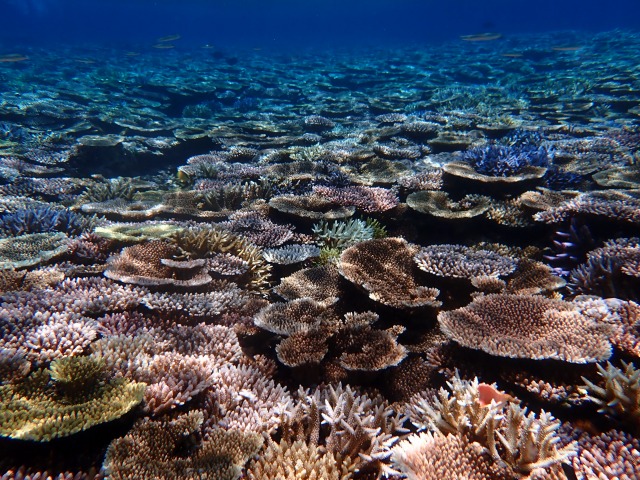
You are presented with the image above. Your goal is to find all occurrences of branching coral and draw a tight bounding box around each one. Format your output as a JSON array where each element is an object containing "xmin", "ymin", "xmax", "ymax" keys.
[
  {"xmin": 582, "ymin": 361, "xmax": 640, "ymax": 431},
  {"xmin": 567, "ymin": 238, "xmax": 640, "ymax": 300},
  {"xmin": 404, "ymin": 372, "xmax": 576, "ymax": 476},
  {"xmin": 461, "ymin": 144, "xmax": 551, "ymax": 177},
  {"xmin": 0, "ymin": 205, "xmax": 98, "ymax": 236},
  {"xmin": 312, "ymin": 218, "xmax": 375, "ymax": 249},
  {"xmin": 277, "ymin": 383, "xmax": 407, "ymax": 476},
  {"xmin": 246, "ymin": 437, "xmax": 355, "ymax": 480}
]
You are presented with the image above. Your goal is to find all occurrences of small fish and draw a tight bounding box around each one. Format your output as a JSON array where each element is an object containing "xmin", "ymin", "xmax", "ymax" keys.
[
  {"xmin": 0, "ymin": 53, "xmax": 28, "ymax": 63},
  {"xmin": 477, "ymin": 383, "xmax": 515, "ymax": 406},
  {"xmin": 125, "ymin": 52, "xmax": 140, "ymax": 57},
  {"xmin": 552, "ymin": 46, "xmax": 582, "ymax": 52},
  {"xmin": 157, "ymin": 34, "xmax": 181, "ymax": 43},
  {"xmin": 460, "ymin": 33, "xmax": 502, "ymax": 42},
  {"xmin": 501, "ymin": 53, "xmax": 523, "ymax": 58},
  {"xmin": 153, "ymin": 44, "xmax": 175, "ymax": 49}
]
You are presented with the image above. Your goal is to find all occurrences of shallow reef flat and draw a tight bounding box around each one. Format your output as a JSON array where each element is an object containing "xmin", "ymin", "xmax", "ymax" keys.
[{"xmin": 0, "ymin": 29, "xmax": 639, "ymax": 479}]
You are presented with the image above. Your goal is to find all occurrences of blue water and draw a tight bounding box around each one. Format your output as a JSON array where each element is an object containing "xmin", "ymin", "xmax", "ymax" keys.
[{"xmin": 2, "ymin": 0, "xmax": 640, "ymax": 50}]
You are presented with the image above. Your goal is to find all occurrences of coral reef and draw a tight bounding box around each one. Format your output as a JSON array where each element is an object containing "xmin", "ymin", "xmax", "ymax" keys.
[{"xmin": 1, "ymin": 29, "xmax": 640, "ymax": 478}]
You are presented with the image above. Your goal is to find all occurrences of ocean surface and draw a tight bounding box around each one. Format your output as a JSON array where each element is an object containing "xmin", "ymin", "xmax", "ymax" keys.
[{"xmin": 1, "ymin": 1, "xmax": 639, "ymax": 479}]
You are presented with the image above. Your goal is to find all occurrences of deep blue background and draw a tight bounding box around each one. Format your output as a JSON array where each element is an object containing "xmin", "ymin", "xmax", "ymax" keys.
[{"xmin": 1, "ymin": 0, "xmax": 640, "ymax": 50}]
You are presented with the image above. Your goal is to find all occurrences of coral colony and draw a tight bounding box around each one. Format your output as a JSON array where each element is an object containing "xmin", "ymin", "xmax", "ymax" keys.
[{"xmin": 1, "ymin": 29, "xmax": 640, "ymax": 480}]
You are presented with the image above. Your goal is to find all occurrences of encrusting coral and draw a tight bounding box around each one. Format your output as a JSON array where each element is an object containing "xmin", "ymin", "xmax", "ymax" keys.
[{"xmin": 0, "ymin": 356, "xmax": 145, "ymax": 441}]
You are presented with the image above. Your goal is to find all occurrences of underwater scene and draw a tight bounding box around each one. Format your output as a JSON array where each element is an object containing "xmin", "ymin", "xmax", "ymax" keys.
[{"xmin": 1, "ymin": 0, "xmax": 640, "ymax": 478}]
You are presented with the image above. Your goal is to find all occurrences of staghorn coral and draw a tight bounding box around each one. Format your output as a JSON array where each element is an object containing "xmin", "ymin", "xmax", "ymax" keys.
[
  {"xmin": 438, "ymin": 294, "xmax": 614, "ymax": 363},
  {"xmin": 0, "ymin": 356, "xmax": 145, "ymax": 441},
  {"xmin": 246, "ymin": 437, "xmax": 355, "ymax": 480},
  {"xmin": 461, "ymin": 144, "xmax": 551, "ymax": 177},
  {"xmin": 312, "ymin": 218, "xmax": 375, "ymax": 250},
  {"xmin": 406, "ymin": 191, "xmax": 491, "ymax": 218},
  {"xmin": 338, "ymin": 237, "xmax": 441, "ymax": 308},
  {"xmin": 262, "ymin": 244, "xmax": 320, "ymax": 264},
  {"xmin": 404, "ymin": 372, "xmax": 576, "ymax": 476},
  {"xmin": 582, "ymin": 361, "xmax": 640, "ymax": 430},
  {"xmin": 0, "ymin": 205, "xmax": 98, "ymax": 237},
  {"xmin": 0, "ymin": 232, "xmax": 68, "ymax": 270},
  {"xmin": 103, "ymin": 411, "xmax": 262, "ymax": 480},
  {"xmin": 278, "ymin": 383, "xmax": 406, "ymax": 476},
  {"xmin": 414, "ymin": 244, "xmax": 517, "ymax": 280},
  {"xmin": 311, "ymin": 185, "xmax": 399, "ymax": 213}
]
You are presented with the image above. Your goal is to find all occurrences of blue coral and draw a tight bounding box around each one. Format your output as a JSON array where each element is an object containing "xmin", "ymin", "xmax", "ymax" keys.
[
  {"xmin": 463, "ymin": 144, "xmax": 551, "ymax": 177},
  {"xmin": 0, "ymin": 206, "xmax": 93, "ymax": 236}
]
